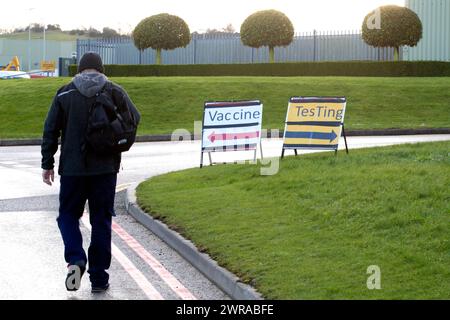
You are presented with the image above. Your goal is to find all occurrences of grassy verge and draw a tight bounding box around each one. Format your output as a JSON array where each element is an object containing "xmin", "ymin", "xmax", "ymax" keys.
[
  {"xmin": 137, "ymin": 141, "xmax": 450, "ymax": 299},
  {"xmin": 0, "ymin": 77, "xmax": 449, "ymax": 139}
]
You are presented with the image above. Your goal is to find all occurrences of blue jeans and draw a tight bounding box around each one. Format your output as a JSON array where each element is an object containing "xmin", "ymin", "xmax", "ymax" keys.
[{"xmin": 57, "ymin": 173, "xmax": 117, "ymax": 287}]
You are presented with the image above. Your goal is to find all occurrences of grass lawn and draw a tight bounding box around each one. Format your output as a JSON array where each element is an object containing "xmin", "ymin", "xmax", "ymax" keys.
[
  {"xmin": 0, "ymin": 77, "xmax": 449, "ymax": 139},
  {"xmin": 137, "ymin": 141, "xmax": 450, "ymax": 299}
]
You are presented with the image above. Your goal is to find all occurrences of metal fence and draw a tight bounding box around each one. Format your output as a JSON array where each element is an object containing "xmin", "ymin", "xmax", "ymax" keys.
[
  {"xmin": 0, "ymin": 39, "xmax": 76, "ymax": 71},
  {"xmin": 77, "ymin": 31, "xmax": 397, "ymax": 65}
]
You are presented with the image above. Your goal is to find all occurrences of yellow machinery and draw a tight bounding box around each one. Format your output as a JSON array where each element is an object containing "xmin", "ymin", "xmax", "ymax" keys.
[
  {"xmin": 1, "ymin": 56, "xmax": 21, "ymax": 71},
  {"xmin": 0, "ymin": 56, "xmax": 30, "ymax": 79}
]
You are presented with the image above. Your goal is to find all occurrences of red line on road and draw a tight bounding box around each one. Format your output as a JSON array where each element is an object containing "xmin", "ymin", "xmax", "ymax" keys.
[
  {"xmin": 112, "ymin": 221, "xmax": 197, "ymax": 300},
  {"xmin": 81, "ymin": 214, "xmax": 164, "ymax": 300}
]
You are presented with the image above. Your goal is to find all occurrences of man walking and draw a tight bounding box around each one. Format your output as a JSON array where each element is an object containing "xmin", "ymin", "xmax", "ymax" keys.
[{"xmin": 41, "ymin": 52, "xmax": 140, "ymax": 292}]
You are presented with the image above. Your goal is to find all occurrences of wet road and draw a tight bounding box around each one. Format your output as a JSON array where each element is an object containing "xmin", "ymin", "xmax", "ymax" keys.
[
  {"xmin": 0, "ymin": 192, "xmax": 229, "ymax": 300},
  {"xmin": 0, "ymin": 135, "xmax": 449, "ymax": 299}
]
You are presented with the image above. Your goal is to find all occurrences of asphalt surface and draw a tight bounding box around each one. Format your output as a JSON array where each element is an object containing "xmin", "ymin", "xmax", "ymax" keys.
[
  {"xmin": 1, "ymin": 135, "xmax": 449, "ymax": 300},
  {"xmin": 0, "ymin": 192, "xmax": 229, "ymax": 300}
]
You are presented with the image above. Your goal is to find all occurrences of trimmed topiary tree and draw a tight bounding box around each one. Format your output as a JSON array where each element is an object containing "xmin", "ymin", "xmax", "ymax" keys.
[
  {"xmin": 240, "ymin": 10, "xmax": 294, "ymax": 63},
  {"xmin": 132, "ymin": 13, "xmax": 191, "ymax": 65},
  {"xmin": 362, "ymin": 5, "xmax": 422, "ymax": 61}
]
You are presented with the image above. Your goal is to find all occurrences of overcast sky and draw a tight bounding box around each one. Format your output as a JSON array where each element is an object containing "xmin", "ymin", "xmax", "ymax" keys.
[{"xmin": 3, "ymin": 0, "xmax": 404, "ymax": 33}]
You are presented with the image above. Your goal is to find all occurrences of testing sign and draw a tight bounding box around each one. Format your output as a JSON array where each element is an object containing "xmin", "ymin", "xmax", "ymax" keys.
[
  {"xmin": 201, "ymin": 100, "xmax": 263, "ymax": 154},
  {"xmin": 282, "ymin": 97, "xmax": 346, "ymax": 151}
]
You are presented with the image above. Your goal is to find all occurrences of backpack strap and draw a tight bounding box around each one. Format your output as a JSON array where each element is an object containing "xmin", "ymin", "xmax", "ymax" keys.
[
  {"xmin": 81, "ymin": 82, "xmax": 111, "ymax": 167},
  {"xmin": 101, "ymin": 81, "xmax": 113, "ymax": 94}
]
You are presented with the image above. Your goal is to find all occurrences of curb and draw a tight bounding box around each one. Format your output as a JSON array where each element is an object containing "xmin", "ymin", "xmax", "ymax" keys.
[
  {"xmin": 344, "ymin": 128, "xmax": 450, "ymax": 136},
  {"xmin": 2, "ymin": 128, "xmax": 450, "ymax": 146},
  {"xmin": 0, "ymin": 138, "xmax": 44, "ymax": 146},
  {"xmin": 125, "ymin": 183, "xmax": 264, "ymax": 300}
]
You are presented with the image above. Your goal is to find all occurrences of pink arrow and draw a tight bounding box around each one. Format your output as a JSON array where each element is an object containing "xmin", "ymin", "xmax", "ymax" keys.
[{"xmin": 208, "ymin": 131, "xmax": 260, "ymax": 143}]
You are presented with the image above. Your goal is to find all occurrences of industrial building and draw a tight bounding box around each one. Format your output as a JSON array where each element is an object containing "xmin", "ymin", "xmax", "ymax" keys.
[{"xmin": 404, "ymin": 0, "xmax": 450, "ymax": 61}]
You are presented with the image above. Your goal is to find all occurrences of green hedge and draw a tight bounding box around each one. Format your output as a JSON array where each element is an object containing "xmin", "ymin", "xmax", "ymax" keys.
[{"xmin": 69, "ymin": 61, "xmax": 450, "ymax": 77}]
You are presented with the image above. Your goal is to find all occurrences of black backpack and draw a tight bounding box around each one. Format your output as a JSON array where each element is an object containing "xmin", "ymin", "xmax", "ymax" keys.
[{"xmin": 85, "ymin": 82, "xmax": 138, "ymax": 155}]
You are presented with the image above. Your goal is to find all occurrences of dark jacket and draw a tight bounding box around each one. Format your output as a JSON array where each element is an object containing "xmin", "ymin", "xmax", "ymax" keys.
[{"xmin": 41, "ymin": 72, "xmax": 140, "ymax": 176}]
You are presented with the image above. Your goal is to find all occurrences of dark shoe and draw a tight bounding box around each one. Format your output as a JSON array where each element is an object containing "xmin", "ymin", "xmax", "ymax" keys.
[
  {"xmin": 65, "ymin": 260, "xmax": 86, "ymax": 291},
  {"xmin": 91, "ymin": 283, "xmax": 110, "ymax": 293}
]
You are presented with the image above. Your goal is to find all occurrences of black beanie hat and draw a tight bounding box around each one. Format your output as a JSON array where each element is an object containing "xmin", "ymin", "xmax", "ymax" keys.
[{"xmin": 78, "ymin": 52, "xmax": 104, "ymax": 74}]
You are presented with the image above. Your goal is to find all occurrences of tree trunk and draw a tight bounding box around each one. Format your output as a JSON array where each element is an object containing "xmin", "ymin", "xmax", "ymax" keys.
[
  {"xmin": 269, "ymin": 46, "xmax": 275, "ymax": 63},
  {"xmin": 394, "ymin": 47, "xmax": 399, "ymax": 61},
  {"xmin": 156, "ymin": 48, "xmax": 162, "ymax": 65}
]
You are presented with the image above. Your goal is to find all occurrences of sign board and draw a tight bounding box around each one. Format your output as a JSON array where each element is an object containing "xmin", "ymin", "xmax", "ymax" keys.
[
  {"xmin": 282, "ymin": 97, "xmax": 347, "ymax": 156},
  {"xmin": 40, "ymin": 60, "xmax": 56, "ymax": 72},
  {"xmin": 201, "ymin": 100, "xmax": 263, "ymax": 167}
]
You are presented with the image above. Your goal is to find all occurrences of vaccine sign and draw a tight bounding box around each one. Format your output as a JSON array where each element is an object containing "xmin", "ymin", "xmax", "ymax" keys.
[
  {"xmin": 283, "ymin": 97, "xmax": 347, "ymax": 151},
  {"xmin": 201, "ymin": 100, "xmax": 263, "ymax": 153}
]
